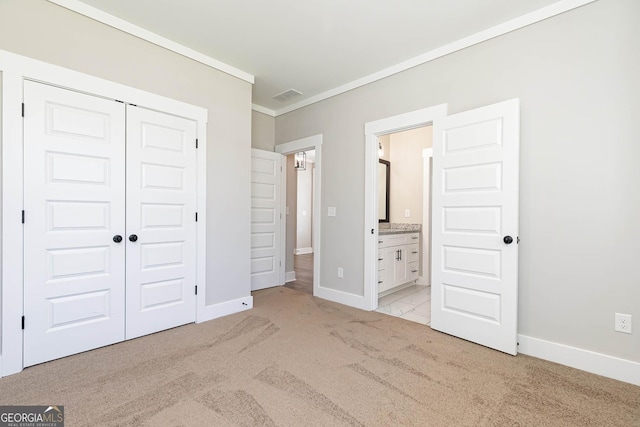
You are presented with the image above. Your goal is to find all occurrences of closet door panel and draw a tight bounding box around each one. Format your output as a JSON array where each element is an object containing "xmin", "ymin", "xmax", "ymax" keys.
[
  {"xmin": 23, "ymin": 81, "xmax": 126, "ymax": 367},
  {"xmin": 125, "ymin": 106, "xmax": 197, "ymax": 339}
]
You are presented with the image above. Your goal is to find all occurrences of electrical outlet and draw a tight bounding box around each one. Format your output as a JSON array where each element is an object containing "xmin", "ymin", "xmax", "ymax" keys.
[
  {"xmin": 337, "ymin": 267, "xmax": 344, "ymax": 278},
  {"xmin": 615, "ymin": 313, "xmax": 632, "ymax": 334}
]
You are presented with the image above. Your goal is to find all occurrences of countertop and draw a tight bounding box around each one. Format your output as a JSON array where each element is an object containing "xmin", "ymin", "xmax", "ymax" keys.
[{"xmin": 378, "ymin": 223, "xmax": 421, "ymax": 235}]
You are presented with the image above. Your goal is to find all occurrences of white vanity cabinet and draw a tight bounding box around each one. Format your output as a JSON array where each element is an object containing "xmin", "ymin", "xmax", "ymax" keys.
[{"xmin": 377, "ymin": 232, "xmax": 420, "ymax": 294}]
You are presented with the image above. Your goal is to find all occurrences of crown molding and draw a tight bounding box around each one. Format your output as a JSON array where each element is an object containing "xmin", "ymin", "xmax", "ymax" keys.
[
  {"xmin": 251, "ymin": 104, "xmax": 276, "ymax": 117},
  {"xmin": 274, "ymin": 0, "xmax": 597, "ymax": 116},
  {"xmin": 47, "ymin": 0, "xmax": 254, "ymax": 84}
]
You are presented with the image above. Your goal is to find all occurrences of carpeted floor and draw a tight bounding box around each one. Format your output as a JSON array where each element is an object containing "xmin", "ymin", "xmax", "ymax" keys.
[{"xmin": 0, "ymin": 287, "xmax": 638, "ymax": 426}]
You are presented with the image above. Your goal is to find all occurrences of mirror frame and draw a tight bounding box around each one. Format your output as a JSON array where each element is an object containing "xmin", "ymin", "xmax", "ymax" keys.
[{"xmin": 379, "ymin": 159, "xmax": 390, "ymax": 223}]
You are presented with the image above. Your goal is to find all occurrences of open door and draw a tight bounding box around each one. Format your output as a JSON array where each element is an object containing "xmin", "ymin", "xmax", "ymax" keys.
[
  {"xmin": 251, "ymin": 149, "xmax": 284, "ymax": 291},
  {"xmin": 431, "ymin": 99, "xmax": 519, "ymax": 355}
]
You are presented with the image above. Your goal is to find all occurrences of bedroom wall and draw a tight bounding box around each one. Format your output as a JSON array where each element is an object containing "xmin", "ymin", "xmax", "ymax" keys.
[{"xmin": 275, "ymin": 0, "xmax": 640, "ymax": 363}]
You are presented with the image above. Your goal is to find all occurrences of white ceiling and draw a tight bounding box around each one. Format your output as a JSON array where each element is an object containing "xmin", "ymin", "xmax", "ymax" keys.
[{"xmin": 73, "ymin": 0, "xmax": 567, "ymax": 114}]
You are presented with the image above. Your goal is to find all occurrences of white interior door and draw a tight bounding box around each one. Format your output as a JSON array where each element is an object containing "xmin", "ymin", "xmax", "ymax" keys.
[
  {"xmin": 125, "ymin": 106, "xmax": 197, "ymax": 339},
  {"xmin": 431, "ymin": 99, "xmax": 519, "ymax": 355},
  {"xmin": 250, "ymin": 149, "xmax": 283, "ymax": 291},
  {"xmin": 23, "ymin": 81, "xmax": 126, "ymax": 367}
]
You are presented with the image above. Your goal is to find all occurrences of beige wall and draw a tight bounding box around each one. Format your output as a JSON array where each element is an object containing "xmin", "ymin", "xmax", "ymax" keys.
[
  {"xmin": 388, "ymin": 126, "xmax": 432, "ymax": 224},
  {"xmin": 0, "ymin": 0, "xmax": 253, "ymax": 307},
  {"xmin": 276, "ymin": 0, "xmax": 640, "ymax": 363},
  {"xmin": 251, "ymin": 110, "xmax": 276, "ymax": 151}
]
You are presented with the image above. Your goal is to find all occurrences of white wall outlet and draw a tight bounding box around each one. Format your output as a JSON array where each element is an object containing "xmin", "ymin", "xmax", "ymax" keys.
[
  {"xmin": 328, "ymin": 207, "xmax": 336, "ymax": 217},
  {"xmin": 615, "ymin": 313, "xmax": 632, "ymax": 334},
  {"xmin": 404, "ymin": 209, "xmax": 411, "ymax": 218},
  {"xmin": 337, "ymin": 267, "xmax": 344, "ymax": 278}
]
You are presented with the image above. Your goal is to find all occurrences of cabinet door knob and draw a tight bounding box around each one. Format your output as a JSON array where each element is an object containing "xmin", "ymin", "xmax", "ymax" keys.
[
  {"xmin": 129, "ymin": 234, "xmax": 138, "ymax": 242},
  {"xmin": 113, "ymin": 235, "xmax": 123, "ymax": 243},
  {"xmin": 503, "ymin": 235, "xmax": 513, "ymax": 245}
]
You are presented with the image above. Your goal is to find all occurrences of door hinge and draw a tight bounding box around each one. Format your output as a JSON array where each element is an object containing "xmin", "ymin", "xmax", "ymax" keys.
[
  {"xmin": 195, "ymin": 138, "xmax": 198, "ymax": 149},
  {"xmin": 21, "ymin": 210, "xmax": 25, "ymax": 224},
  {"xmin": 195, "ymin": 285, "xmax": 198, "ymax": 295},
  {"xmin": 21, "ymin": 103, "xmax": 25, "ymax": 117},
  {"xmin": 195, "ymin": 212, "xmax": 198, "ymax": 222},
  {"xmin": 21, "ymin": 316, "xmax": 25, "ymax": 330}
]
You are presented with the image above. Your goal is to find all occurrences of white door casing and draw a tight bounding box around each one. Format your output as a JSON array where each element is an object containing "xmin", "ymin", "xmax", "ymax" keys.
[
  {"xmin": 23, "ymin": 81, "xmax": 127, "ymax": 366},
  {"xmin": 431, "ymin": 99, "xmax": 520, "ymax": 355},
  {"xmin": 125, "ymin": 106, "xmax": 198, "ymax": 339},
  {"xmin": 250, "ymin": 149, "xmax": 284, "ymax": 291}
]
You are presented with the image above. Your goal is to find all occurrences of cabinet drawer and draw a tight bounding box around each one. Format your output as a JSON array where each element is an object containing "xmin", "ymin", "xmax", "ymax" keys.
[
  {"xmin": 408, "ymin": 261, "xmax": 419, "ymax": 278},
  {"xmin": 378, "ymin": 255, "xmax": 384, "ymax": 270},
  {"xmin": 378, "ymin": 232, "xmax": 419, "ymax": 248},
  {"xmin": 407, "ymin": 244, "xmax": 419, "ymax": 263}
]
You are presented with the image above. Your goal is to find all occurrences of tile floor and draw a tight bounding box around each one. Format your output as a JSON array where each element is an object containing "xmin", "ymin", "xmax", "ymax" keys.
[{"xmin": 376, "ymin": 284, "xmax": 431, "ymax": 325}]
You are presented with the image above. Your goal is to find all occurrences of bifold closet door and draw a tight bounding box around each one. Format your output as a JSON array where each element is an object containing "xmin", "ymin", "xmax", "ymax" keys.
[
  {"xmin": 125, "ymin": 106, "xmax": 197, "ymax": 340},
  {"xmin": 23, "ymin": 81, "xmax": 127, "ymax": 367},
  {"xmin": 23, "ymin": 82, "xmax": 198, "ymax": 366}
]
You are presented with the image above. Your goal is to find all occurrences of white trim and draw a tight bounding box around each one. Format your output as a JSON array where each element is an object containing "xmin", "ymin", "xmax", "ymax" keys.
[
  {"xmin": 518, "ymin": 334, "xmax": 640, "ymax": 386},
  {"xmin": 195, "ymin": 118, "xmax": 208, "ymax": 324},
  {"xmin": 285, "ymin": 271, "xmax": 296, "ymax": 283},
  {"xmin": 46, "ymin": 0, "xmax": 254, "ymax": 84},
  {"xmin": 363, "ymin": 105, "xmax": 448, "ymax": 311},
  {"xmin": 294, "ymin": 247, "xmax": 313, "ymax": 255},
  {"xmin": 0, "ymin": 50, "xmax": 208, "ymax": 377},
  {"xmin": 198, "ymin": 296, "xmax": 254, "ymax": 323},
  {"xmin": 419, "ymin": 148, "xmax": 433, "ymax": 286},
  {"xmin": 314, "ymin": 287, "xmax": 371, "ymax": 311},
  {"xmin": 275, "ymin": 135, "xmax": 322, "ymax": 298},
  {"xmin": 1, "ymin": 72, "xmax": 25, "ymax": 377},
  {"xmin": 252, "ymin": 104, "xmax": 276, "ymax": 117},
  {"xmin": 274, "ymin": 0, "xmax": 597, "ymax": 116}
]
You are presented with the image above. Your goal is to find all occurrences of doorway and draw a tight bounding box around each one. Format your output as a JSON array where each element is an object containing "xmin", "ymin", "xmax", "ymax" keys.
[
  {"xmin": 285, "ymin": 149, "xmax": 315, "ymax": 295},
  {"xmin": 363, "ymin": 105, "xmax": 448, "ymax": 312},
  {"xmin": 275, "ymin": 135, "xmax": 323, "ymax": 297},
  {"xmin": 373, "ymin": 127, "xmax": 433, "ymax": 325}
]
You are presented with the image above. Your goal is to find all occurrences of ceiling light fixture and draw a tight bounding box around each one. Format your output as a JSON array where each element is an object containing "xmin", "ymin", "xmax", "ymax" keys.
[{"xmin": 294, "ymin": 152, "xmax": 306, "ymax": 171}]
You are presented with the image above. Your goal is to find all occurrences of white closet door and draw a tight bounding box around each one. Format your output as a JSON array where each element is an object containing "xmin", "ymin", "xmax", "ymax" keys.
[
  {"xmin": 23, "ymin": 81, "xmax": 126, "ymax": 367},
  {"xmin": 250, "ymin": 149, "xmax": 283, "ymax": 291},
  {"xmin": 125, "ymin": 106, "xmax": 197, "ymax": 339}
]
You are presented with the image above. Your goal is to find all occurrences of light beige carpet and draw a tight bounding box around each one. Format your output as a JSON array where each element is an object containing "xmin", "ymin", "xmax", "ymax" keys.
[{"xmin": 0, "ymin": 287, "xmax": 638, "ymax": 426}]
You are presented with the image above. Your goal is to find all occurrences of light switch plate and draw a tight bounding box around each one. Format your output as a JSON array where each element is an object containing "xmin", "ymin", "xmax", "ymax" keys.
[
  {"xmin": 404, "ymin": 209, "xmax": 411, "ymax": 218},
  {"xmin": 328, "ymin": 207, "xmax": 336, "ymax": 217}
]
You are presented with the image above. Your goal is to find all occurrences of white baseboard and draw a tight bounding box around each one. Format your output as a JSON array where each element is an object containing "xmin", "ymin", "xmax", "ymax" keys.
[
  {"xmin": 314, "ymin": 286, "xmax": 370, "ymax": 311},
  {"xmin": 285, "ymin": 271, "xmax": 296, "ymax": 283},
  {"xmin": 294, "ymin": 247, "xmax": 313, "ymax": 255},
  {"xmin": 518, "ymin": 334, "xmax": 640, "ymax": 386},
  {"xmin": 197, "ymin": 296, "xmax": 253, "ymax": 323}
]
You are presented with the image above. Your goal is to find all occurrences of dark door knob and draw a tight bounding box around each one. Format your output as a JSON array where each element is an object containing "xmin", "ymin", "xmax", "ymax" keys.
[
  {"xmin": 113, "ymin": 235, "xmax": 123, "ymax": 243},
  {"xmin": 503, "ymin": 235, "xmax": 513, "ymax": 244},
  {"xmin": 129, "ymin": 234, "xmax": 138, "ymax": 242}
]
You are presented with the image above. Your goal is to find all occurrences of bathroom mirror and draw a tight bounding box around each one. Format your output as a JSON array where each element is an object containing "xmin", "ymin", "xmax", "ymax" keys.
[{"xmin": 378, "ymin": 159, "xmax": 390, "ymax": 223}]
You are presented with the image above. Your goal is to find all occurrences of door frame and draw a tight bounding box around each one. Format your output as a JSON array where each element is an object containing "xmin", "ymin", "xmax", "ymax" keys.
[
  {"xmin": 363, "ymin": 104, "xmax": 448, "ymax": 311},
  {"xmin": 0, "ymin": 50, "xmax": 208, "ymax": 377},
  {"xmin": 275, "ymin": 135, "xmax": 322, "ymax": 297}
]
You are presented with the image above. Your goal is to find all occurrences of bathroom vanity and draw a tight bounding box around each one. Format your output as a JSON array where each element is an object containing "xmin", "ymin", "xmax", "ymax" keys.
[{"xmin": 378, "ymin": 224, "xmax": 421, "ymax": 295}]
